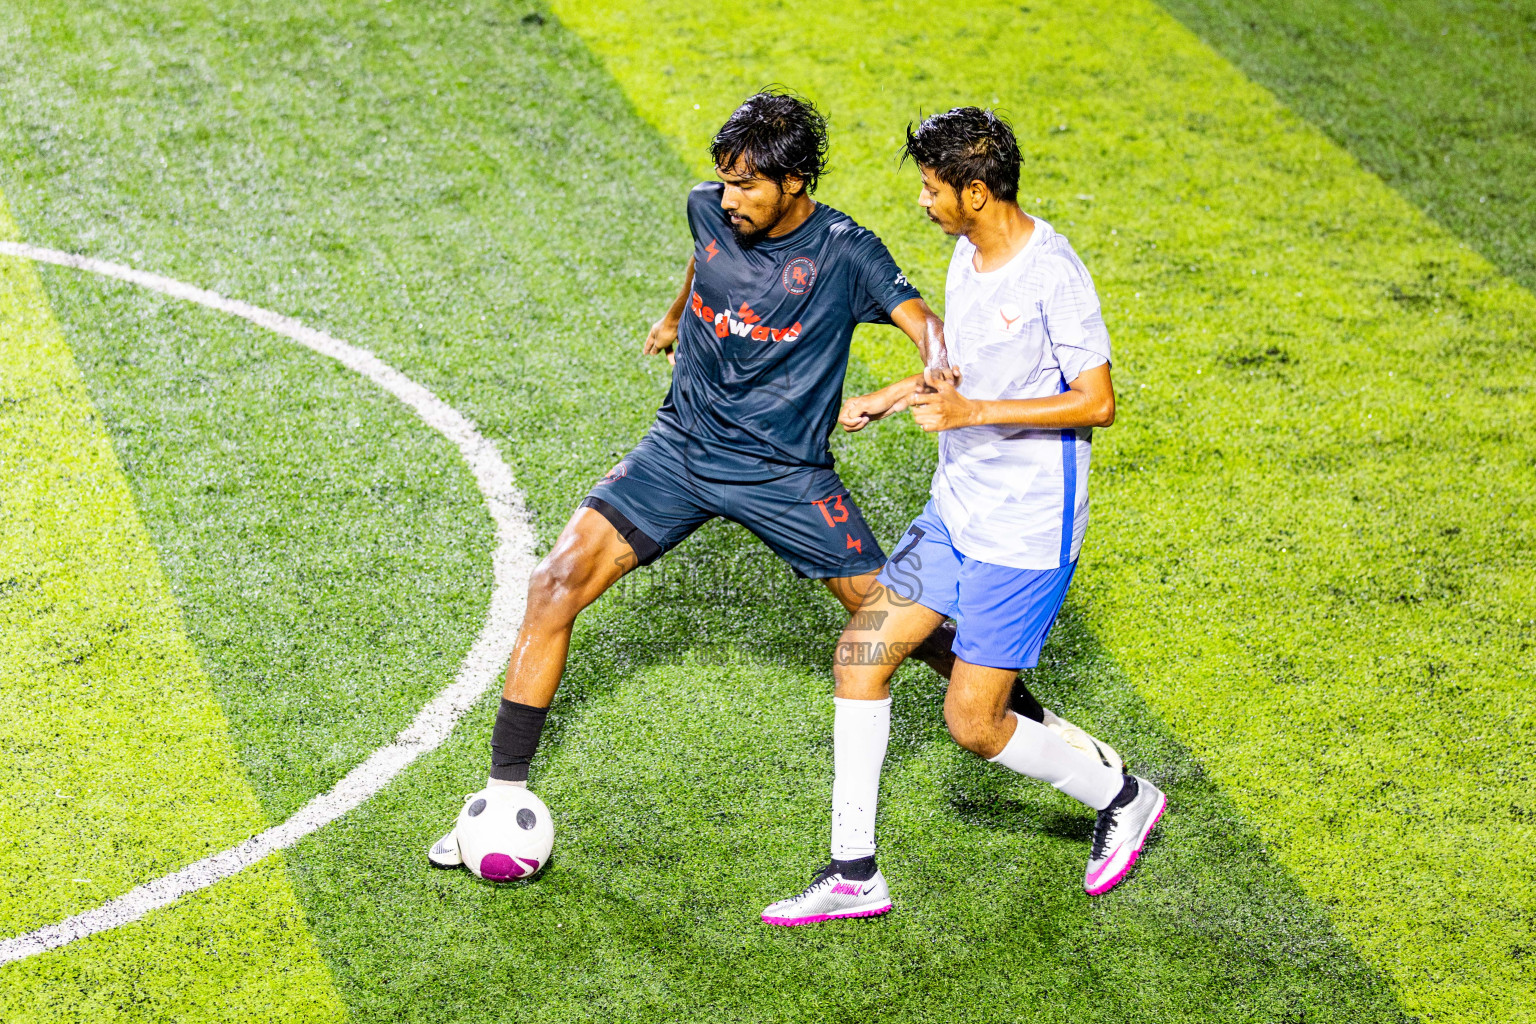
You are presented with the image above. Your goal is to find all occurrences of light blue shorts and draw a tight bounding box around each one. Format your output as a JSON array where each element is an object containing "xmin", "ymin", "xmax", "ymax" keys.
[{"xmin": 876, "ymin": 501, "xmax": 1076, "ymax": 671}]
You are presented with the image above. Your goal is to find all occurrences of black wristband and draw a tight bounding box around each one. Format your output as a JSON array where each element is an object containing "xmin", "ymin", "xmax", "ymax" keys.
[{"xmin": 489, "ymin": 698, "xmax": 549, "ymax": 783}]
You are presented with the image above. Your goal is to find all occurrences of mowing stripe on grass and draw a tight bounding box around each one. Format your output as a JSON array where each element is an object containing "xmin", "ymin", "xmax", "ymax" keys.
[
  {"xmin": 555, "ymin": 1, "xmax": 1536, "ymax": 1019},
  {"xmin": 1157, "ymin": 0, "xmax": 1536, "ymax": 295},
  {"xmin": 0, "ymin": 240, "xmax": 537, "ymax": 963},
  {"xmin": 0, "ymin": 199, "xmax": 343, "ymax": 1019}
]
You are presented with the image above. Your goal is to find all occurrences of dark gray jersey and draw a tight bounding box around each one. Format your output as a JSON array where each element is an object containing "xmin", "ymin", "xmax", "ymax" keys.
[{"xmin": 651, "ymin": 182, "xmax": 921, "ymax": 481}]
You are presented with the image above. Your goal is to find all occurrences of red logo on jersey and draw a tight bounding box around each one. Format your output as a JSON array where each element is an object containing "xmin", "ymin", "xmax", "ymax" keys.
[
  {"xmin": 782, "ymin": 256, "xmax": 817, "ymax": 295},
  {"xmin": 997, "ymin": 302, "xmax": 1024, "ymax": 332},
  {"xmin": 689, "ymin": 291, "xmax": 802, "ymax": 343}
]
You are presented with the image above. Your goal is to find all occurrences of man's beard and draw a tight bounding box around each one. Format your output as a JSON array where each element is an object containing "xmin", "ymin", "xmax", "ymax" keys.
[
  {"xmin": 934, "ymin": 210, "xmax": 968, "ymax": 238},
  {"xmin": 730, "ymin": 217, "xmax": 767, "ymax": 245},
  {"xmin": 729, "ymin": 200, "xmax": 788, "ymax": 245}
]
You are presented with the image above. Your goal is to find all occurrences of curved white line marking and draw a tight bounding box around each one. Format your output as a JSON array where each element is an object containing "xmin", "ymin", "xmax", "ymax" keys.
[{"xmin": 0, "ymin": 241, "xmax": 536, "ymax": 965}]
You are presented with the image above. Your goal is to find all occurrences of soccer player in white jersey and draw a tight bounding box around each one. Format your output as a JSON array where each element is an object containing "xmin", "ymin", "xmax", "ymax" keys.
[{"xmin": 763, "ymin": 108, "xmax": 1166, "ymax": 926}]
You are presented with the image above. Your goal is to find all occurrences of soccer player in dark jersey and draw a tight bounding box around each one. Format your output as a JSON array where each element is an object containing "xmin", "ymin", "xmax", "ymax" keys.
[{"xmin": 426, "ymin": 91, "xmax": 1113, "ymax": 882}]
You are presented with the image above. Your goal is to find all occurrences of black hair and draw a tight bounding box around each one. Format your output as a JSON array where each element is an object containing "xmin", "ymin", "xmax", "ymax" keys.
[
  {"xmin": 902, "ymin": 107, "xmax": 1021, "ymax": 203},
  {"xmin": 710, "ymin": 89, "xmax": 829, "ymax": 195}
]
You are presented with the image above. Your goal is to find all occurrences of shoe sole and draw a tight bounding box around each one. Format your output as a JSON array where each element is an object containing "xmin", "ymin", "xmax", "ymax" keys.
[
  {"xmin": 1085, "ymin": 794, "xmax": 1167, "ymax": 896},
  {"xmin": 761, "ymin": 901, "xmax": 894, "ymax": 926},
  {"xmin": 427, "ymin": 843, "xmax": 462, "ymax": 870}
]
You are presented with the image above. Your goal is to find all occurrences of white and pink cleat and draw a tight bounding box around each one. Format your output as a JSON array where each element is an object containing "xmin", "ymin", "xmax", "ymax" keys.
[
  {"xmin": 1085, "ymin": 774, "xmax": 1166, "ymax": 895},
  {"xmin": 762, "ymin": 865, "xmax": 894, "ymax": 926}
]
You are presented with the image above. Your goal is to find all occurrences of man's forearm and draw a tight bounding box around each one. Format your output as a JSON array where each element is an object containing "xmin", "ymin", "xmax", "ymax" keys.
[
  {"xmin": 965, "ymin": 389, "xmax": 1113, "ymax": 429},
  {"xmin": 877, "ymin": 373, "xmax": 925, "ymax": 412},
  {"xmin": 662, "ymin": 256, "xmax": 697, "ymax": 327},
  {"xmin": 890, "ymin": 298, "xmax": 946, "ymax": 367}
]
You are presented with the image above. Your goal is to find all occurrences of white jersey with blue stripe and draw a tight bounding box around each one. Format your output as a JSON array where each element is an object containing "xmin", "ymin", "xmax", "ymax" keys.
[{"xmin": 931, "ymin": 217, "xmax": 1111, "ymax": 570}]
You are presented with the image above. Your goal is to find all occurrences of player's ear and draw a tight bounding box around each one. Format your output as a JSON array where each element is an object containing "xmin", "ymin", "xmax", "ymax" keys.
[
  {"xmin": 781, "ymin": 174, "xmax": 805, "ymax": 198},
  {"xmin": 966, "ymin": 180, "xmax": 989, "ymax": 212}
]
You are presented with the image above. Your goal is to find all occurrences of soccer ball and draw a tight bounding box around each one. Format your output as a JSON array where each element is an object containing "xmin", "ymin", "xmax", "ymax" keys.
[{"xmin": 456, "ymin": 786, "xmax": 555, "ymax": 881}]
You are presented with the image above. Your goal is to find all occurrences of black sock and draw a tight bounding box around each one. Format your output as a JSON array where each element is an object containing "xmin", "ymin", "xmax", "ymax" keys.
[
  {"xmin": 910, "ymin": 621, "xmax": 958, "ymax": 675},
  {"xmin": 489, "ymin": 698, "xmax": 549, "ymax": 783},
  {"xmin": 1008, "ymin": 677, "xmax": 1046, "ymax": 723},
  {"xmin": 831, "ymin": 854, "xmax": 878, "ymax": 881},
  {"xmin": 1106, "ymin": 774, "xmax": 1138, "ymax": 810}
]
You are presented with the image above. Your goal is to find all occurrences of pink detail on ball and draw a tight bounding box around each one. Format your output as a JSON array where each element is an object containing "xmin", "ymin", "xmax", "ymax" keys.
[
  {"xmin": 479, "ymin": 853, "xmax": 517, "ymax": 881},
  {"xmin": 517, "ymin": 857, "xmax": 541, "ymax": 874}
]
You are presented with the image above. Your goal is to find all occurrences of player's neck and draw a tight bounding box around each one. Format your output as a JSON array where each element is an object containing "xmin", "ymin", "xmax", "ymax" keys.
[
  {"xmin": 765, "ymin": 194, "xmax": 818, "ymax": 239},
  {"xmin": 965, "ymin": 205, "xmax": 1034, "ymax": 272}
]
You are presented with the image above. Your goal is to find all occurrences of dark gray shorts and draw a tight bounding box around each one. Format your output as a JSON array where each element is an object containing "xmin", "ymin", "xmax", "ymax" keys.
[{"xmin": 582, "ymin": 434, "xmax": 886, "ymax": 580}]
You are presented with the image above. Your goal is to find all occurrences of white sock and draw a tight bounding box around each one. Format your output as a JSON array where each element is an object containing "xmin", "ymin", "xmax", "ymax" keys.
[
  {"xmin": 486, "ymin": 778, "xmax": 527, "ymax": 789},
  {"xmin": 988, "ymin": 712, "xmax": 1123, "ymax": 810},
  {"xmin": 829, "ymin": 696, "xmax": 891, "ymax": 860}
]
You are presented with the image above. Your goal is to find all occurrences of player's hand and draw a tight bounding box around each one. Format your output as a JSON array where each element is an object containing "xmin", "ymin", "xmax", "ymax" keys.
[
  {"xmin": 921, "ymin": 364, "xmax": 961, "ymax": 391},
  {"xmin": 909, "ymin": 371, "xmax": 973, "ymax": 432},
  {"xmin": 644, "ymin": 317, "xmax": 678, "ymax": 358},
  {"xmin": 839, "ymin": 392, "xmax": 891, "ymax": 432}
]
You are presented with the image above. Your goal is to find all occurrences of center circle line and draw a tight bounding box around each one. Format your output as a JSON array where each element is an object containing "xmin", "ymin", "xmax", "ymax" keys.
[{"xmin": 0, "ymin": 240, "xmax": 535, "ymax": 965}]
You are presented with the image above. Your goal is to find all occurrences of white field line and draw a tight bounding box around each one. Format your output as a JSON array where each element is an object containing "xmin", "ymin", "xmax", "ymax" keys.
[{"xmin": 0, "ymin": 241, "xmax": 536, "ymax": 965}]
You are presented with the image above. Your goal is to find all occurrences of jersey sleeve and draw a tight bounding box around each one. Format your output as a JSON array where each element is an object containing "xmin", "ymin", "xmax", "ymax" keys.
[
  {"xmin": 1042, "ymin": 254, "xmax": 1112, "ymax": 382},
  {"xmin": 847, "ymin": 228, "xmax": 922, "ymax": 324},
  {"xmin": 686, "ymin": 182, "xmax": 722, "ymax": 248}
]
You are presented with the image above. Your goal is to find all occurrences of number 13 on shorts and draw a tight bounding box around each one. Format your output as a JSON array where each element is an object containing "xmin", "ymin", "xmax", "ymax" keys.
[
  {"xmin": 812, "ymin": 493, "xmax": 850, "ymax": 527},
  {"xmin": 811, "ymin": 492, "xmax": 871, "ymax": 555}
]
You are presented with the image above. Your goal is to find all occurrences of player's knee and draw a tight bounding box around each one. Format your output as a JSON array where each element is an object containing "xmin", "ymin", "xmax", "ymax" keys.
[
  {"xmin": 942, "ymin": 697, "xmax": 984, "ymax": 754},
  {"xmin": 526, "ymin": 553, "xmax": 594, "ymax": 619},
  {"xmin": 832, "ymin": 622, "xmax": 863, "ymax": 678},
  {"xmin": 831, "ymin": 657, "xmax": 889, "ymax": 700},
  {"xmin": 942, "ymin": 694, "xmax": 1006, "ymax": 758},
  {"xmin": 831, "ymin": 651, "xmax": 855, "ymax": 692}
]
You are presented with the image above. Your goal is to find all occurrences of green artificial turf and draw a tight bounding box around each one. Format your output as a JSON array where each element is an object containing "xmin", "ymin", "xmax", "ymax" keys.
[
  {"xmin": 0, "ymin": 200, "xmax": 343, "ymax": 1021},
  {"xmin": 1157, "ymin": 0, "xmax": 1536, "ymax": 293},
  {"xmin": 0, "ymin": 12, "xmax": 499, "ymax": 823},
  {"xmin": 560, "ymin": 2, "xmax": 1536, "ymax": 1018},
  {"xmin": 307, "ymin": 633, "xmax": 1409, "ymax": 1024},
  {"xmin": 0, "ymin": 0, "xmax": 1529, "ymax": 1021},
  {"xmin": 565, "ymin": 2, "xmax": 1536, "ymax": 1019}
]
